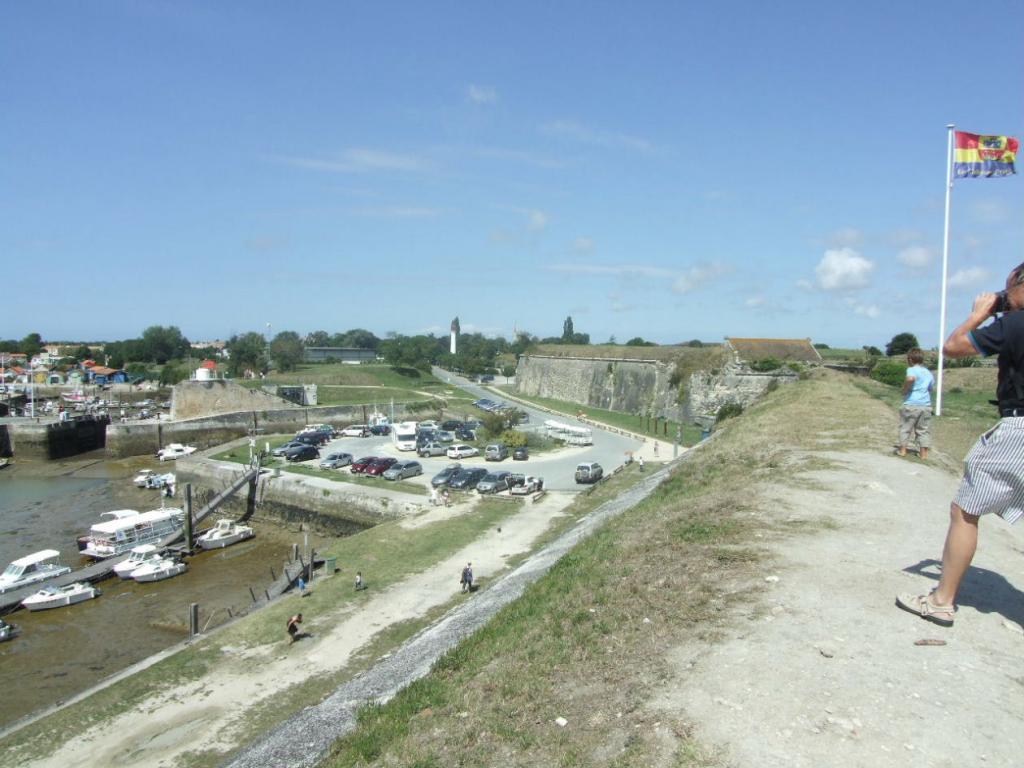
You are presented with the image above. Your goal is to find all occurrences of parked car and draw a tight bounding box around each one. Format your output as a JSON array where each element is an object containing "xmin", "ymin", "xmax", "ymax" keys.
[
  {"xmin": 319, "ymin": 452, "xmax": 353, "ymax": 469},
  {"xmin": 364, "ymin": 457, "xmax": 398, "ymax": 476},
  {"xmin": 369, "ymin": 424, "xmax": 391, "ymax": 436},
  {"xmin": 436, "ymin": 430, "xmax": 456, "ymax": 443},
  {"xmin": 295, "ymin": 432, "xmax": 328, "ymax": 446},
  {"xmin": 448, "ymin": 467, "xmax": 488, "ymax": 490},
  {"xmin": 476, "ymin": 471, "xmax": 512, "ymax": 494},
  {"xmin": 350, "ymin": 456, "xmax": 378, "ymax": 474},
  {"xmin": 447, "ymin": 444, "xmax": 479, "ymax": 459},
  {"xmin": 510, "ymin": 475, "xmax": 544, "ymax": 495},
  {"xmin": 418, "ymin": 420, "xmax": 439, "ymax": 432},
  {"xmin": 575, "ymin": 462, "xmax": 604, "ymax": 484},
  {"xmin": 418, "ymin": 442, "xmax": 449, "ymax": 457},
  {"xmin": 464, "ymin": 418, "xmax": 483, "ymax": 430},
  {"xmin": 484, "ymin": 443, "xmax": 509, "ymax": 461},
  {"xmin": 455, "ymin": 427, "xmax": 477, "ymax": 442},
  {"xmin": 440, "ymin": 420, "xmax": 463, "ymax": 432},
  {"xmin": 272, "ymin": 441, "xmax": 305, "ymax": 457},
  {"xmin": 285, "ymin": 444, "xmax": 319, "ymax": 462},
  {"xmin": 383, "ymin": 460, "xmax": 422, "ymax": 480},
  {"xmin": 341, "ymin": 425, "xmax": 370, "ymax": 437},
  {"xmin": 512, "ymin": 446, "xmax": 529, "ymax": 460},
  {"xmin": 431, "ymin": 463, "xmax": 463, "ymax": 488}
]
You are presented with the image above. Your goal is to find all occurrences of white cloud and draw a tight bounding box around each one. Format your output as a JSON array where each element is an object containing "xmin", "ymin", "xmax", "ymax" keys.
[
  {"xmin": 948, "ymin": 266, "xmax": 989, "ymax": 288},
  {"xmin": 466, "ymin": 84, "xmax": 497, "ymax": 104},
  {"xmin": 969, "ymin": 199, "xmax": 1010, "ymax": 224},
  {"xmin": 541, "ymin": 120, "xmax": 654, "ymax": 152},
  {"xmin": 269, "ymin": 148, "xmax": 429, "ymax": 173},
  {"xmin": 845, "ymin": 298, "xmax": 881, "ymax": 318},
  {"xmin": 527, "ymin": 210, "xmax": 548, "ymax": 231},
  {"xmin": 826, "ymin": 227, "xmax": 864, "ymax": 248},
  {"xmin": 814, "ymin": 248, "xmax": 874, "ymax": 291},
  {"xmin": 744, "ymin": 296, "xmax": 766, "ymax": 308},
  {"xmin": 897, "ymin": 245, "xmax": 933, "ymax": 269},
  {"xmin": 346, "ymin": 206, "xmax": 443, "ymax": 218},
  {"xmin": 671, "ymin": 263, "xmax": 729, "ymax": 294},
  {"xmin": 572, "ymin": 237, "xmax": 595, "ymax": 253},
  {"xmin": 549, "ymin": 264, "xmax": 675, "ymax": 279}
]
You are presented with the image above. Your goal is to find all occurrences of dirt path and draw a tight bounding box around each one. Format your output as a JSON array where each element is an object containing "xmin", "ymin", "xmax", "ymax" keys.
[
  {"xmin": 652, "ymin": 449, "xmax": 1024, "ymax": 767},
  {"xmin": 27, "ymin": 493, "xmax": 576, "ymax": 768}
]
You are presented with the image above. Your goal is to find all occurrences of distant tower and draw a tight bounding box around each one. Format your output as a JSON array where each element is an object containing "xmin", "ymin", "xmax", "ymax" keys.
[{"xmin": 450, "ymin": 316, "xmax": 460, "ymax": 355}]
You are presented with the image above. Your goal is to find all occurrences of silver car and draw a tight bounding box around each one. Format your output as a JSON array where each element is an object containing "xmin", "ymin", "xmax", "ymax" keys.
[
  {"xmin": 383, "ymin": 460, "xmax": 423, "ymax": 480},
  {"xmin": 320, "ymin": 452, "xmax": 353, "ymax": 469},
  {"xmin": 476, "ymin": 471, "xmax": 512, "ymax": 494}
]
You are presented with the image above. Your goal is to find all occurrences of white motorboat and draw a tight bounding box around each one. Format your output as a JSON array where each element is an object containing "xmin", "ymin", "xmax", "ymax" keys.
[
  {"xmin": 145, "ymin": 472, "xmax": 175, "ymax": 490},
  {"xmin": 0, "ymin": 549, "xmax": 72, "ymax": 594},
  {"xmin": 131, "ymin": 557, "xmax": 187, "ymax": 583},
  {"xmin": 157, "ymin": 444, "xmax": 196, "ymax": 462},
  {"xmin": 113, "ymin": 544, "xmax": 163, "ymax": 578},
  {"xmin": 133, "ymin": 469, "xmax": 156, "ymax": 487},
  {"xmin": 81, "ymin": 507, "xmax": 185, "ymax": 560},
  {"xmin": 196, "ymin": 519, "xmax": 255, "ymax": 550},
  {"xmin": 22, "ymin": 582, "xmax": 101, "ymax": 611}
]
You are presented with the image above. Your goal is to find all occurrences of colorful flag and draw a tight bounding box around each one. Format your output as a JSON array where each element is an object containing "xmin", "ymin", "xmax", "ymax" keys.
[{"xmin": 954, "ymin": 131, "xmax": 1019, "ymax": 178}]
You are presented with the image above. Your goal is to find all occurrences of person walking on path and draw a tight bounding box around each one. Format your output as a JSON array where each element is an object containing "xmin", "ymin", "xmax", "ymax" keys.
[
  {"xmin": 460, "ymin": 562, "xmax": 474, "ymax": 593},
  {"xmin": 897, "ymin": 262, "xmax": 1024, "ymax": 627},
  {"xmin": 638, "ymin": 456, "xmax": 645, "ymax": 472},
  {"xmin": 897, "ymin": 348, "xmax": 934, "ymax": 459},
  {"xmin": 653, "ymin": 441, "xmax": 659, "ymax": 458},
  {"xmin": 430, "ymin": 487, "xmax": 438, "ymax": 506},
  {"xmin": 286, "ymin": 613, "xmax": 303, "ymax": 644},
  {"xmin": 354, "ymin": 571, "xmax": 366, "ymax": 591}
]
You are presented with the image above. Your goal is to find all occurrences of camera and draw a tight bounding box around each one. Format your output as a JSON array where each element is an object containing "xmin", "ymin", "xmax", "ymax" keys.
[{"xmin": 993, "ymin": 290, "xmax": 1010, "ymax": 314}]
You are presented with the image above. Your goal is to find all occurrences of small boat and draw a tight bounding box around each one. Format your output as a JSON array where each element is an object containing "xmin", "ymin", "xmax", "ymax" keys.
[
  {"xmin": 131, "ymin": 558, "xmax": 187, "ymax": 583},
  {"xmin": 0, "ymin": 550, "xmax": 72, "ymax": 594},
  {"xmin": 133, "ymin": 469, "xmax": 156, "ymax": 487},
  {"xmin": 146, "ymin": 472, "xmax": 176, "ymax": 491},
  {"xmin": 0, "ymin": 618, "xmax": 18, "ymax": 642},
  {"xmin": 157, "ymin": 444, "xmax": 196, "ymax": 462},
  {"xmin": 22, "ymin": 582, "xmax": 101, "ymax": 611},
  {"xmin": 196, "ymin": 519, "xmax": 255, "ymax": 550},
  {"xmin": 113, "ymin": 544, "xmax": 163, "ymax": 578}
]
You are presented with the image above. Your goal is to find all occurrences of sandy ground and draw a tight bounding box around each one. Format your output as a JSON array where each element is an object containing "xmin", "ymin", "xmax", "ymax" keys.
[
  {"xmin": 652, "ymin": 450, "xmax": 1024, "ymax": 767},
  {"xmin": 27, "ymin": 492, "xmax": 577, "ymax": 768}
]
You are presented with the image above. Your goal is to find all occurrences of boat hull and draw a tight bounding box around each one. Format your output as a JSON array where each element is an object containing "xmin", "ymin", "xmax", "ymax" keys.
[
  {"xmin": 132, "ymin": 563, "xmax": 187, "ymax": 583},
  {"xmin": 22, "ymin": 585, "xmax": 100, "ymax": 611},
  {"xmin": 197, "ymin": 529, "xmax": 254, "ymax": 550}
]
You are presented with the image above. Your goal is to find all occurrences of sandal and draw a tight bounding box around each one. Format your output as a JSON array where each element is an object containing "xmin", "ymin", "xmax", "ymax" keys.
[{"xmin": 895, "ymin": 592, "xmax": 955, "ymax": 627}]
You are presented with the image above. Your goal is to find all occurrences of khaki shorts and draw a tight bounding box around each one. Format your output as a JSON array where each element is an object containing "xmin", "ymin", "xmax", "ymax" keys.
[{"xmin": 899, "ymin": 405, "xmax": 932, "ymax": 448}]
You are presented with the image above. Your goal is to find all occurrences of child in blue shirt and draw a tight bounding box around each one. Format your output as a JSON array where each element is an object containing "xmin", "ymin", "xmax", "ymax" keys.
[{"xmin": 898, "ymin": 348, "xmax": 934, "ymax": 459}]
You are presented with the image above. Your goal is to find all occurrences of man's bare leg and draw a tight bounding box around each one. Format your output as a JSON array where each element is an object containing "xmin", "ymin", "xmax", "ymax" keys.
[{"xmin": 930, "ymin": 503, "xmax": 979, "ymax": 618}]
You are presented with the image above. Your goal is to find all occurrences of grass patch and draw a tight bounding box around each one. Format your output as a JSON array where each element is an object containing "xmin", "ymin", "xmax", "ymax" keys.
[
  {"xmin": 314, "ymin": 386, "xmax": 439, "ymax": 406},
  {"xmin": 493, "ymin": 389, "xmax": 703, "ymax": 446},
  {"xmin": 283, "ymin": 465, "xmax": 428, "ymax": 496},
  {"xmin": 236, "ymin": 363, "xmax": 447, "ymax": 390}
]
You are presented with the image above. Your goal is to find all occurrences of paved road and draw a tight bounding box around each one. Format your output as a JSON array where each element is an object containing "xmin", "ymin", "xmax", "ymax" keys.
[{"xmin": 291, "ymin": 372, "xmax": 646, "ymax": 493}]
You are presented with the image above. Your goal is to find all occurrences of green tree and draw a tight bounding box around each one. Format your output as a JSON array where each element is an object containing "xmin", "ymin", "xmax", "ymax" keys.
[
  {"xmin": 885, "ymin": 332, "xmax": 920, "ymax": 357},
  {"xmin": 501, "ymin": 364, "xmax": 516, "ymax": 382},
  {"xmin": 226, "ymin": 332, "xmax": 267, "ymax": 376},
  {"xmin": 159, "ymin": 364, "xmax": 189, "ymax": 386},
  {"xmin": 863, "ymin": 345, "xmax": 882, "ymax": 357},
  {"xmin": 20, "ymin": 332, "xmax": 43, "ymax": 358},
  {"xmin": 305, "ymin": 330, "xmax": 330, "ymax": 347},
  {"xmin": 562, "ymin": 316, "xmax": 574, "ymax": 342},
  {"xmin": 625, "ymin": 337, "xmax": 655, "ymax": 346},
  {"xmin": 141, "ymin": 325, "xmax": 190, "ymax": 364},
  {"xmin": 73, "ymin": 344, "xmax": 92, "ymax": 360},
  {"xmin": 270, "ymin": 331, "xmax": 305, "ymax": 372}
]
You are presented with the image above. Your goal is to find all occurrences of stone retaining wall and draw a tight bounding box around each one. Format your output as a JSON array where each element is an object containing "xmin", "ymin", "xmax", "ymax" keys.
[
  {"xmin": 171, "ymin": 380, "xmax": 300, "ymax": 420},
  {"xmin": 177, "ymin": 459, "xmax": 421, "ymax": 535}
]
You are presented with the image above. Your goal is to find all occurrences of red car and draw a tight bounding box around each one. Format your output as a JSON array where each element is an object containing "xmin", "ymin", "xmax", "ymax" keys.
[
  {"xmin": 364, "ymin": 457, "xmax": 398, "ymax": 476},
  {"xmin": 350, "ymin": 456, "xmax": 378, "ymax": 474}
]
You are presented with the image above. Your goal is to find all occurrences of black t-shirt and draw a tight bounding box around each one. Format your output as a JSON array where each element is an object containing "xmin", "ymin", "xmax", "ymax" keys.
[{"xmin": 970, "ymin": 310, "xmax": 1024, "ymax": 410}]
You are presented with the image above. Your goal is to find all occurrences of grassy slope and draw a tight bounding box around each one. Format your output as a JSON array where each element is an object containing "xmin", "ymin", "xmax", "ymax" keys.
[{"xmin": 324, "ymin": 369, "xmax": 969, "ymax": 767}]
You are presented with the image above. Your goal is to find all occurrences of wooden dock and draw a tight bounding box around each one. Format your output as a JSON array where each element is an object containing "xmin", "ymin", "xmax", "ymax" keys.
[{"xmin": 0, "ymin": 465, "xmax": 261, "ymax": 615}]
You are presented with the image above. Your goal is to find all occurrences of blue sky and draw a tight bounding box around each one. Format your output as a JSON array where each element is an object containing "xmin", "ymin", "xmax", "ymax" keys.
[{"xmin": 3, "ymin": 1, "xmax": 1022, "ymax": 348}]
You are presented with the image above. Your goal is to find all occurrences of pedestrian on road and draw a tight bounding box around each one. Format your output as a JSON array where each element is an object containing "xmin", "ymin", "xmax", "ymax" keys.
[
  {"xmin": 430, "ymin": 487, "xmax": 438, "ymax": 506},
  {"xmin": 460, "ymin": 562, "xmax": 474, "ymax": 593},
  {"xmin": 442, "ymin": 489, "xmax": 451, "ymax": 507},
  {"xmin": 286, "ymin": 613, "xmax": 303, "ymax": 644},
  {"xmin": 897, "ymin": 262, "xmax": 1024, "ymax": 628},
  {"xmin": 355, "ymin": 571, "xmax": 366, "ymax": 591},
  {"xmin": 653, "ymin": 441, "xmax": 659, "ymax": 458},
  {"xmin": 638, "ymin": 456, "xmax": 645, "ymax": 472}
]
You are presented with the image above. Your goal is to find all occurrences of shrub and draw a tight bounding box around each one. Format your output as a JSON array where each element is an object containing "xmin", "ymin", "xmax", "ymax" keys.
[
  {"xmin": 766, "ymin": 379, "xmax": 779, "ymax": 393},
  {"xmin": 750, "ymin": 358, "xmax": 781, "ymax": 372},
  {"xmin": 715, "ymin": 402, "xmax": 744, "ymax": 423},
  {"xmin": 870, "ymin": 360, "xmax": 906, "ymax": 387},
  {"xmin": 499, "ymin": 429, "xmax": 528, "ymax": 448}
]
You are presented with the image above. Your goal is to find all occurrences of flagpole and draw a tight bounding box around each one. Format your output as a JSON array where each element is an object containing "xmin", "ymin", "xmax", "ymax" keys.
[{"xmin": 936, "ymin": 123, "xmax": 955, "ymax": 416}]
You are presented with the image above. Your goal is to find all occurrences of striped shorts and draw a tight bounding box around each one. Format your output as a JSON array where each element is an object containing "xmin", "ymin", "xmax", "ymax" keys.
[{"xmin": 953, "ymin": 417, "xmax": 1024, "ymax": 524}]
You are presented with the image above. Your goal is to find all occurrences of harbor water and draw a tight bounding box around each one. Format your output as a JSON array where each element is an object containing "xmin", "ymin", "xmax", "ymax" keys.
[{"xmin": 0, "ymin": 453, "xmax": 330, "ymax": 727}]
